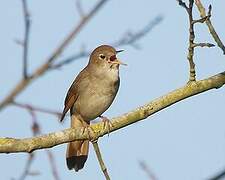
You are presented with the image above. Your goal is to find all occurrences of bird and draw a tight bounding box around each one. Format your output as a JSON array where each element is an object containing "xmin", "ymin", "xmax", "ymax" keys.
[{"xmin": 60, "ymin": 45, "xmax": 126, "ymax": 172}]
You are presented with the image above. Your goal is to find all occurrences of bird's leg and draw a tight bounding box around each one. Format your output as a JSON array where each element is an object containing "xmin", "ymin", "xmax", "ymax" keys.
[
  {"xmin": 99, "ymin": 115, "xmax": 113, "ymax": 136},
  {"xmin": 80, "ymin": 120, "xmax": 95, "ymax": 140}
]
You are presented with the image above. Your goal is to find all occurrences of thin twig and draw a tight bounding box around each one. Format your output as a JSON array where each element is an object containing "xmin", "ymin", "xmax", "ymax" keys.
[
  {"xmin": 21, "ymin": 0, "xmax": 31, "ymax": 79},
  {"xmin": 177, "ymin": 0, "xmax": 223, "ymax": 82},
  {"xmin": 176, "ymin": 0, "xmax": 188, "ymax": 11},
  {"xmin": 113, "ymin": 15, "xmax": 163, "ymax": 48},
  {"xmin": 209, "ymin": 168, "xmax": 225, "ymax": 180},
  {"xmin": 192, "ymin": 43, "xmax": 215, "ymax": 48},
  {"xmin": 76, "ymin": 0, "xmax": 85, "ymax": 18},
  {"xmin": 139, "ymin": 161, "xmax": 158, "ymax": 180},
  {"xmin": 46, "ymin": 0, "xmax": 108, "ymax": 64},
  {"xmin": 92, "ymin": 140, "xmax": 110, "ymax": 180},
  {"xmin": 0, "ymin": 0, "xmax": 109, "ymax": 111},
  {"xmin": 192, "ymin": 15, "xmax": 210, "ymax": 24},
  {"xmin": 195, "ymin": 0, "xmax": 225, "ymax": 54},
  {"xmin": 17, "ymin": 110, "xmax": 39, "ymax": 180},
  {"xmin": 18, "ymin": 154, "xmax": 36, "ymax": 180},
  {"xmin": 46, "ymin": 150, "xmax": 60, "ymax": 180},
  {"xmin": 17, "ymin": 107, "xmax": 60, "ymax": 180},
  {"xmin": 12, "ymin": 101, "xmax": 62, "ymax": 119},
  {"xmin": 51, "ymin": 15, "xmax": 163, "ymax": 70}
]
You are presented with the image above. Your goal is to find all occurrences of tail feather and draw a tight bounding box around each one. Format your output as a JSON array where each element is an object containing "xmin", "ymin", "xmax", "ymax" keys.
[
  {"xmin": 66, "ymin": 141, "xmax": 89, "ymax": 171},
  {"xmin": 66, "ymin": 114, "xmax": 89, "ymax": 171}
]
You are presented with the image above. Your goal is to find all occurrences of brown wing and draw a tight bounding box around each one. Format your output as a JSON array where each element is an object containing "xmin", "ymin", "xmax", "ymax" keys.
[{"xmin": 60, "ymin": 67, "xmax": 89, "ymax": 122}]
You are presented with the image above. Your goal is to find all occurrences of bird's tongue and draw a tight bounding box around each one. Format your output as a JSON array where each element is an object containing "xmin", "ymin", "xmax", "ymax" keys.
[{"xmin": 109, "ymin": 55, "xmax": 127, "ymax": 65}]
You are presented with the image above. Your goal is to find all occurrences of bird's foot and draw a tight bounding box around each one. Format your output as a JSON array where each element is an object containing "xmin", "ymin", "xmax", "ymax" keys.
[
  {"xmin": 99, "ymin": 115, "xmax": 113, "ymax": 136},
  {"xmin": 81, "ymin": 124, "xmax": 95, "ymax": 140}
]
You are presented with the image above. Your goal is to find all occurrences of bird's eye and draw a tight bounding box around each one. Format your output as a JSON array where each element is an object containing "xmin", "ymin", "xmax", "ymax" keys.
[{"xmin": 99, "ymin": 54, "xmax": 106, "ymax": 60}]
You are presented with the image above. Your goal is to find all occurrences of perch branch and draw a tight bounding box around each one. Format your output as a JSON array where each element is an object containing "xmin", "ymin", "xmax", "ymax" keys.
[{"xmin": 0, "ymin": 71, "xmax": 224, "ymax": 153}]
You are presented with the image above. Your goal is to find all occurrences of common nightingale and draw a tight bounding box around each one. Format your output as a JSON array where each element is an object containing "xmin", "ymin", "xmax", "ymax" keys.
[{"xmin": 60, "ymin": 45, "xmax": 126, "ymax": 172}]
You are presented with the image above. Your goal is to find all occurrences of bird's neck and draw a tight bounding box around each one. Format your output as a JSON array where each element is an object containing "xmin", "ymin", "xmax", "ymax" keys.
[{"xmin": 87, "ymin": 64, "xmax": 119, "ymax": 82}]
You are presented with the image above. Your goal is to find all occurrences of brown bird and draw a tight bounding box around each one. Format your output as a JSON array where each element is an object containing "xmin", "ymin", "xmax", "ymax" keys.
[{"xmin": 60, "ymin": 45, "xmax": 126, "ymax": 172}]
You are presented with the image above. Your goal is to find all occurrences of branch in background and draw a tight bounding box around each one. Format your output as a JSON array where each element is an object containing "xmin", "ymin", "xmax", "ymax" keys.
[
  {"xmin": 139, "ymin": 161, "xmax": 158, "ymax": 180},
  {"xmin": 195, "ymin": 0, "xmax": 225, "ymax": 55},
  {"xmin": 50, "ymin": 50, "xmax": 89, "ymax": 69},
  {"xmin": 0, "ymin": 71, "xmax": 224, "ymax": 153},
  {"xmin": 0, "ymin": 0, "xmax": 109, "ymax": 111},
  {"xmin": 21, "ymin": 0, "xmax": 31, "ymax": 79},
  {"xmin": 17, "ymin": 154, "xmax": 39, "ymax": 180},
  {"xmin": 113, "ymin": 15, "xmax": 163, "ymax": 48},
  {"xmin": 12, "ymin": 101, "xmax": 62, "ymax": 119},
  {"xmin": 209, "ymin": 168, "xmax": 225, "ymax": 180},
  {"xmin": 46, "ymin": 150, "xmax": 60, "ymax": 180},
  {"xmin": 17, "ymin": 109, "xmax": 40, "ymax": 180},
  {"xmin": 177, "ymin": 0, "xmax": 215, "ymax": 82},
  {"xmin": 51, "ymin": 15, "xmax": 163, "ymax": 70},
  {"xmin": 76, "ymin": 0, "xmax": 85, "ymax": 18},
  {"xmin": 16, "ymin": 105, "xmax": 60, "ymax": 180}
]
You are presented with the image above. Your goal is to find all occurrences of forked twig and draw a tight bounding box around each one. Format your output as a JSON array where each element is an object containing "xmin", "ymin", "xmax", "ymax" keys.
[{"xmin": 195, "ymin": 0, "xmax": 225, "ymax": 54}]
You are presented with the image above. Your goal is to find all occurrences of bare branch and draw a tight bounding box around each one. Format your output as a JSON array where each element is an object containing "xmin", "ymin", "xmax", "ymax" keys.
[
  {"xmin": 17, "ymin": 111, "xmax": 39, "ymax": 180},
  {"xmin": 195, "ymin": 0, "xmax": 225, "ymax": 54},
  {"xmin": 0, "ymin": 71, "xmax": 225, "ymax": 153},
  {"xmin": 17, "ymin": 154, "xmax": 37, "ymax": 180},
  {"xmin": 51, "ymin": 15, "xmax": 163, "ymax": 70},
  {"xmin": 139, "ymin": 161, "xmax": 158, "ymax": 180},
  {"xmin": 177, "ymin": 0, "xmax": 188, "ymax": 11},
  {"xmin": 0, "ymin": 0, "xmax": 109, "ymax": 111},
  {"xmin": 92, "ymin": 140, "xmax": 111, "ymax": 180},
  {"xmin": 76, "ymin": 0, "xmax": 85, "ymax": 18},
  {"xmin": 192, "ymin": 43, "xmax": 215, "ymax": 48},
  {"xmin": 208, "ymin": 168, "xmax": 225, "ymax": 180},
  {"xmin": 113, "ymin": 15, "xmax": 163, "ymax": 48},
  {"xmin": 192, "ymin": 15, "xmax": 210, "ymax": 24},
  {"xmin": 46, "ymin": 150, "xmax": 60, "ymax": 180},
  {"xmin": 50, "ymin": 50, "xmax": 89, "ymax": 69},
  {"xmin": 21, "ymin": 0, "xmax": 31, "ymax": 79},
  {"xmin": 177, "ymin": 0, "xmax": 217, "ymax": 82},
  {"xmin": 12, "ymin": 101, "xmax": 62, "ymax": 119}
]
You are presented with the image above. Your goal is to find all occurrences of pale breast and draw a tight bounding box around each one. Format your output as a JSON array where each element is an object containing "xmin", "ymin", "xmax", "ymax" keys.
[{"xmin": 73, "ymin": 73, "xmax": 120, "ymax": 121}]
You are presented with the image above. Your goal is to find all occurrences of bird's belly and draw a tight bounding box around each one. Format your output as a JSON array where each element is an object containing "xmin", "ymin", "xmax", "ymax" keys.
[
  {"xmin": 73, "ymin": 78, "xmax": 118, "ymax": 121},
  {"xmin": 76, "ymin": 93, "xmax": 115, "ymax": 121}
]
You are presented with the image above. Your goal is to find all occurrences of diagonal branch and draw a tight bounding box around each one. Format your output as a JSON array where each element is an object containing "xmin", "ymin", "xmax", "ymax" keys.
[
  {"xmin": 0, "ymin": 0, "xmax": 109, "ymax": 111},
  {"xmin": 139, "ymin": 161, "xmax": 158, "ymax": 180},
  {"xmin": 50, "ymin": 15, "xmax": 163, "ymax": 70},
  {"xmin": 0, "ymin": 71, "xmax": 224, "ymax": 153}
]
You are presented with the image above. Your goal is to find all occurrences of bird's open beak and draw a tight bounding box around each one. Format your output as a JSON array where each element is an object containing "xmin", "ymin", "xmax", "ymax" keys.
[
  {"xmin": 111, "ymin": 59, "xmax": 127, "ymax": 66},
  {"xmin": 112, "ymin": 50, "xmax": 127, "ymax": 65}
]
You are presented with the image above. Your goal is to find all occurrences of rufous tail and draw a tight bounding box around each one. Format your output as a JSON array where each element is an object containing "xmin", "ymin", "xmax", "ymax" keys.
[{"xmin": 66, "ymin": 114, "xmax": 89, "ymax": 172}]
